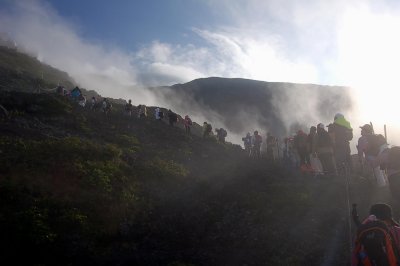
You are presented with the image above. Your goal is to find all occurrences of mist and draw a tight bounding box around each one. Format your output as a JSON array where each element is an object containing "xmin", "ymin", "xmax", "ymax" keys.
[{"xmin": 1, "ymin": 0, "xmax": 400, "ymax": 147}]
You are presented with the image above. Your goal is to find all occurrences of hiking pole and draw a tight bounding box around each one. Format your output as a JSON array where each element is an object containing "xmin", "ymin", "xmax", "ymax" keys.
[
  {"xmin": 342, "ymin": 162, "xmax": 354, "ymax": 259},
  {"xmin": 384, "ymin": 124, "xmax": 387, "ymax": 142}
]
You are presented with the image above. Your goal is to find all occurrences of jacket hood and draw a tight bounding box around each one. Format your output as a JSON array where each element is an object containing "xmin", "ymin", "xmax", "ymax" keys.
[{"xmin": 334, "ymin": 117, "xmax": 352, "ymax": 130}]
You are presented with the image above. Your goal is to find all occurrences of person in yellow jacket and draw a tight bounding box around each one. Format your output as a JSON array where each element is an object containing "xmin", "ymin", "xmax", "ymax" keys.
[{"xmin": 329, "ymin": 113, "xmax": 353, "ymax": 174}]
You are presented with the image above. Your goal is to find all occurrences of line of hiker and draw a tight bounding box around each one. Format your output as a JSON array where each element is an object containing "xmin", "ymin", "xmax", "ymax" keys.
[
  {"xmin": 278, "ymin": 113, "xmax": 353, "ymax": 177},
  {"xmin": 55, "ymin": 85, "xmax": 234, "ymax": 143}
]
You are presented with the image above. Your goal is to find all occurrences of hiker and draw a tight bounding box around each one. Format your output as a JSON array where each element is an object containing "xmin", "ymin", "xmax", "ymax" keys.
[
  {"xmin": 294, "ymin": 130, "xmax": 310, "ymax": 166},
  {"xmin": 183, "ymin": 115, "xmax": 193, "ymax": 134},
  {"xmin": 203, "ymin": 122, "xmax": 212, "ymax": 138},
  {"xmin": 70, "ymin": 86, "xmax": 81, "ymax": 101},
  {"xmin": 215, "ymin": 128, "xmax": 227, "ymax": 143},
  {"xmin": 266, "ymin": 133, "xmax": 276, "ymax": 161},
  {"xmin": 352, "ymin": 203, "xmax": 400, "ymax": 265},
  {"xmin": 56, "ymin": 85, "xmax": 65, "ymax": 95},
  {"xmin": 242, "ymin": 133, "xmax": 252, "ymax": 156},
  {"xmin": 125, "ymin": 99, "xmax": 133, "ymax": 116},
  {"xmin": 330, "ymin": 113, "xmax": 353, "ymax": 174},
  {"xmin": 313, "ymin": 123, "xmax": 337, "ymax": 176},
  {"xmin": 308, "ymin": 126, "xmax": 323, "ymax": 174},
  {"xmin": 102, "ymin": 98, "xmax": 112, "ymax": 115},
  {"xmin": 137, "ymin": 104, "xmax": 147, "ymax": 118},
  {"xmin": 155, "ymin": 107, "xmax": 164, "ymax": 121},
  {"xmin": 358, "ymin": 124, "xmax": 388, "ymax": 186},
  {"xmin": 167, "ymin": 109, "xmax": 178, "ymax": 126},
  {"xmin": 78, "ymin": 94, "xmax": 86, "ymax": 107},
  {"xmin": 373, "ymin": 146, "xmax": 400, "ymax": 201},
  {"xmin": 307, "ymin": 126, "xmax": 317, "ymax": 156},
  {"xmin": 252, "ymin": 131, "xmax": 262, "ymax": 159},
  {"xmin": 90, "ymin": 96, "xmax": 97, "ymax": 110}
]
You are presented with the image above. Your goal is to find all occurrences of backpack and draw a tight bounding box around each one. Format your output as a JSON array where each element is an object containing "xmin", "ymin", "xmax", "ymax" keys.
[
  {"xmin": 366, "ymin": 134, "xmax": 387, "ymax": 156},
  {"xmin": 254, "ymin": 135, "xmax": 262, "ymax": 145},
  {"xmin": 353, "ymin": 220, "xmax": 400, "ymax": 266},
  {"xmin": 221, "ymin": 129, "xmax": 227, "ymax": 137},
  {"xmin": 388, "ymin": 147, "xmax": 400, "ymax": 171}
]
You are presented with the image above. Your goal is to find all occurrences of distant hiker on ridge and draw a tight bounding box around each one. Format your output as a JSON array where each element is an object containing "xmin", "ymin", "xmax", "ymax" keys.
[
  {"xmin": 125, "ymin": 99, "xmax": 133, "ymax": 116},
  {"xmin": 137, "ymin": 104, "xmax": 147, "ymax": 118},
  {"xmin": 215, "ymin": 128, "xmax": 227, "ymax": 143},
  {"xmin": 184, "ymin": 115, "xmax": 193, "ymax": 134},
  {"xmin": 251, "ymin": 131, "xmax": 262, "ymax": 159},
  {"xmin": 78, "ymin": 94, "xmax": 86, "ymax": 108},
  {"xmin": 266, "ymin": 132, "xmax": 276, "ymax": 161},
  {"xmin": 90, "ymin": 96, "xmax": 97, "ymax": 110},
  {"xmin": 168, "ymin": 109, "xmax": 178, "ymax": 126},
  {"xmin": 102, "ymin": 98, "xmax": 112, "ymax": 115},
  {"xmin": 155, "ymin": 107, "xmax": 164, "ymax": 121},
  {"xmin": 203, "ymin": 122, "xmax": 212, "ymax": 138},
  {"xmin": 242, "ymin": 132, "xmax": 252, "ymax": 156}
]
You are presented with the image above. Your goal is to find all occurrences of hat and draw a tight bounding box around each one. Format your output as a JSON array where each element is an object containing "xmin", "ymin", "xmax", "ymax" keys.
[
  {"xmin": 369, "ymin": 203, "xmax": 399, "ymax": 225},
  {"xmin": 317, "ymin": 123, "xmax": 324, "ymax": 129},
  {"xmin": 360, "ymin": 124, "xmax": 373, "ymax": 133}
]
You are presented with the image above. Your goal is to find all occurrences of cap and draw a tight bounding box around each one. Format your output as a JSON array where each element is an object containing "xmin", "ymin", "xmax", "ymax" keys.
[
  {"xmin": 317, "ymin": 123, "xmax": 324, "ymax": 129},
  {"xmin": 360, "ymin": 124, "xmax": 373, "ymax": 133}
]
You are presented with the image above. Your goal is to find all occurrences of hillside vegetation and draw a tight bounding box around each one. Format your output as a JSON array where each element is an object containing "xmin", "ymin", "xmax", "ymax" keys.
[
  {"xmin": 0, "ymin": 46, "xmax": 390, "ymax": 266},
  {"xmin": 0, "ymin": 90, "xmax": 370, "ymax": 266}
]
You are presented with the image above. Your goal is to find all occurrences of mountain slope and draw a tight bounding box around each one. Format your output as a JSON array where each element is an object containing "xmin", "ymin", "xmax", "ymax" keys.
[
  {"xmin": 0, "ymin": 46, "xmax": 386, "ymax": 266},
  {"xmin": 0, "ymin": 45, "xmax": 76, "ymax": 92},
  {"xmin": 154, "ymin": 77, "xmax": 353, "ymax": 138}
]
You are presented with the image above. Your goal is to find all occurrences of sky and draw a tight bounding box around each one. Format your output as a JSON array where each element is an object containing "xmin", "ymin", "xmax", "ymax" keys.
[{"xmin": 1, "ymin": 0, "xmax": 400, "ymax": 143}]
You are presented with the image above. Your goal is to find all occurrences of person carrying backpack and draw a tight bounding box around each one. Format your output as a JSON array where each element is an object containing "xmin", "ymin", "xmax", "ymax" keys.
[
  {"xmin": 78, "ymin": 94, "xmax": 86, "ymax": 107},
  {"xmin": 155, "ymin": 107, "xmax": 163, "ymax": 121},
  {"xmin": 242, "ymin": 133, "xmax": 252, "ymax": 156},
  {"xmin": 184, "ymin": 115, "xmax": 193, "ymax": 134},
  {"xmin": 137, "ymin": 104, "xmax": 147, "ymax": 118},
  {"xmin": 358, "ymin": 124, "xmax": 388, "ymax": 186},
  {"xmin": 90, "ymin": 96, "xmax": 97, "ymax": 110},
  {"xmin": 352, "ymin": 203, "xmax": 400, "ymax": 266},
  {"xmin": 168, "ymin": 109, "xmax": 178, "ymax": 126},
  {"xmin": 294, "ymin": 130, "xmax": 310, "ymax": 166},
  {"xmin": 215, "ymin": 128, "xmax": 227, "ymax": 143},
  {"xmin": 125, "ymin": 99, "xmax": 133, "ymax": 116},
  {"xmin": 330, "ymin": 113, "xmax": 353, "ymax": 174},
  {"xmin": 266, "ymin": 132, "xmax": 276, "ymax": 161},
  {"xmin": 313, "ymin": 123, "xmax": 337, "ymax": 176},
  {"xmin": 252, "ymin": 131, "xmax": 262, "ymax": 159},
  {"xmin": 373, "ymin": 146, "xmax": 400, "ymax": 202}
]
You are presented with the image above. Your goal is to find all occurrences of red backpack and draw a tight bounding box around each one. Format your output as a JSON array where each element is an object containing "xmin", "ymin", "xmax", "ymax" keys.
[{"xmin": 353, "ymin": 220, "xmax": 400, "ymax": 266}]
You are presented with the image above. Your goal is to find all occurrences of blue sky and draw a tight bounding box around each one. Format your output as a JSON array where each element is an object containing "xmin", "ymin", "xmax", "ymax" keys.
[{"xmin": 42, "ymin": 0, "xmax": 218, "ymax": 50}]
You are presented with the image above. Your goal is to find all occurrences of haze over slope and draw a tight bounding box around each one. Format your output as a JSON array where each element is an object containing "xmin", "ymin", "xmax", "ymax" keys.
[
  {"xmin": 154, "ymin": 77, "xmax": 353, "ymax": 143},
  {"xmin": 0, "ymin": 45, "xmax": 354, "ymax": 145}
]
